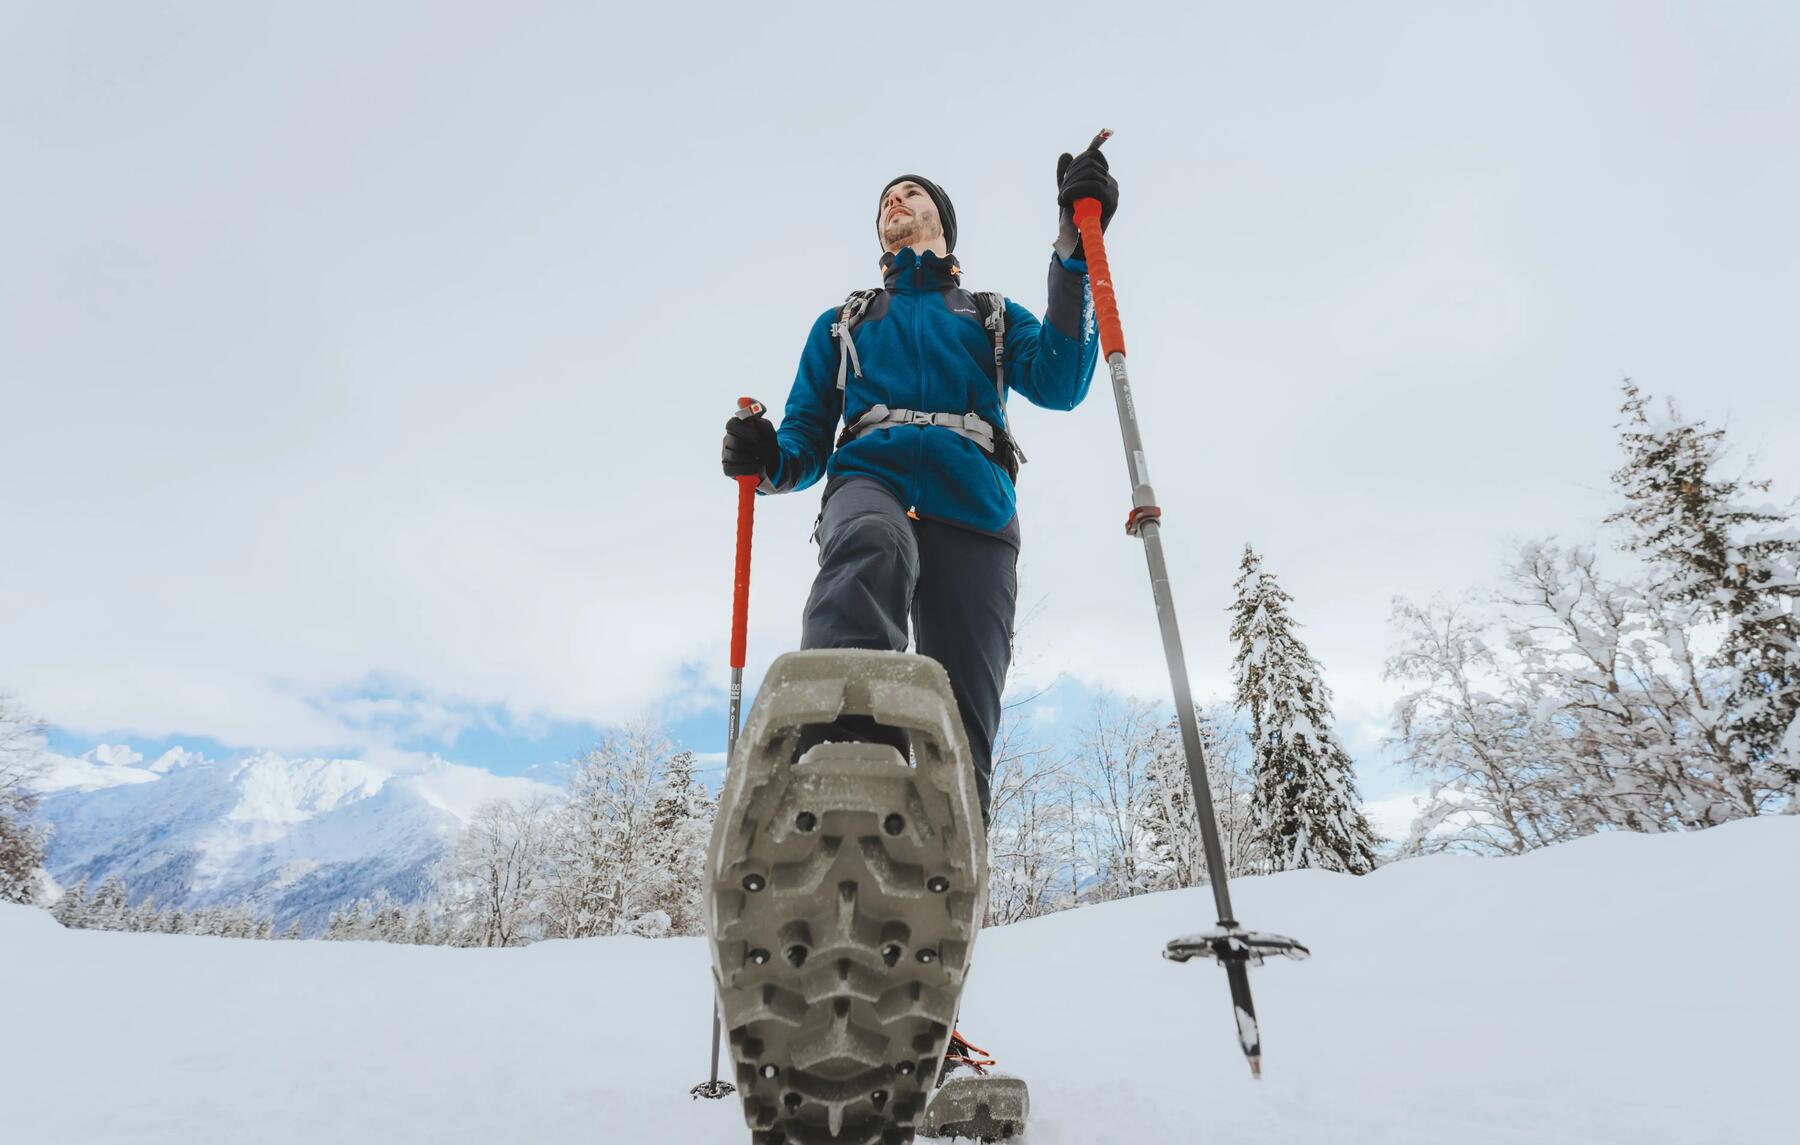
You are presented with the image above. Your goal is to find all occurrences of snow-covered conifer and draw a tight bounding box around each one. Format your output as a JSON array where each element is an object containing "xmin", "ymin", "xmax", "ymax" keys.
[
  {"xmin": 643, "ymin": 750, "xmax": 715, "ymax": 936},
  {"xmin": 1230, "ymin": 546, "xmax": 1380, "ymax": 874},
  {"xmin": 52, "ymin": 876, "xmax": 90, "ymax": 928},
  {"xmin": 89, "ymin": 877, "xmax": 130, "ymax": 930},
  {"xmin": 1608, "ymin": 382, "xmax": 1799, "ymax": 807},
  {"xmin": 0, "ymin": 696, "xmax": 52, "ymax": 905}
]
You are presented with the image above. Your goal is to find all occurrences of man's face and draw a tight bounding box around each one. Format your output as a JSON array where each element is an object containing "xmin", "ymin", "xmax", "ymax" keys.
[{"xmin": 879, "ymin": 181, "xmax": 942, "ymax": 251}]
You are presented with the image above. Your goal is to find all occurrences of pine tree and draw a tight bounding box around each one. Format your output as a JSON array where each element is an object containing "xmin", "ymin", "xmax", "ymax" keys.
[
  {"xmin": 1608, "ymin": 382, "xmax": 1799, "ymax": 809},
  {"xmin": 0, "ymin": 696, "xmax": 52, "ymax": 905},
  {"xmin": 89, "ymin": 877, "xmax": 130, "ymax": 930},
  {"xmin": 644, "ymin": 750, "xmax": 715, "ymax": 936},
  {"xmin": 52, "ymin": 876, "xmax": 90, "ymax": 928},
  {"xmin": 1229, "ymin": 546, "xmax": 1380, "ymax": 874}
]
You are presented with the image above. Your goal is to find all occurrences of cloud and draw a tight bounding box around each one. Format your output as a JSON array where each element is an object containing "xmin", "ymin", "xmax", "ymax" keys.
[{"xmin": 4, "ymin": 5, "xmax": 1800, "ymax": 759}]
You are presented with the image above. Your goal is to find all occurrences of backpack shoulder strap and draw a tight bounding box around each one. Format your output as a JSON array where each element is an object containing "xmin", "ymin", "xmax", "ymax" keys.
[
  {"xmin": 972, "ymin": 291, "xmax": 1007, "ymax": 415},
  {"xmin": 831, "ymin": 289, "xmax": 882, "ymax": 391}
]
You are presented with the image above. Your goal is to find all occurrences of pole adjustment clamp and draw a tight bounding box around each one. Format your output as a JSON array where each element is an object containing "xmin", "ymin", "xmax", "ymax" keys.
[{"xmin": 1124, "ymin": 505, "xmax": 1162, "ymax": 536}]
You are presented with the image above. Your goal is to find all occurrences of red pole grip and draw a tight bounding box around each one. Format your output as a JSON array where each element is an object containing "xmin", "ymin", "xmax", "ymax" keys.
[
  {"xmin": 1073, "ymin": 198, "xmax": 1125, "ymax": 359},
  {"xmin": 730, "ymin": 475, "xmax": 756, "ymax": 669}
]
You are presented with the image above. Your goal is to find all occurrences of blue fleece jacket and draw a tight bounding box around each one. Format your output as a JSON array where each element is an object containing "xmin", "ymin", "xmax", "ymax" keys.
[{"xmin": 764, "ymin": 247, "xmax": 1098, "ymax": 538}]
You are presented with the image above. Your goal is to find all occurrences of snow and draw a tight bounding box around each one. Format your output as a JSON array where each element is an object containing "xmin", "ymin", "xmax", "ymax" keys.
[{"xmin": 5, "ymin": 817, "xmax": 1795, "ymax": 1144}]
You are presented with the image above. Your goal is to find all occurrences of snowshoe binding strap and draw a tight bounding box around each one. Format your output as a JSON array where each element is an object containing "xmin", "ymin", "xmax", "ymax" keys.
[{"xmin": 942, "ymin": 1028, "xmax": 996, "ymax": 1079}]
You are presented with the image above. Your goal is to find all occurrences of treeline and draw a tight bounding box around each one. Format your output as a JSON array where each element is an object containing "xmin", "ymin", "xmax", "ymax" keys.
[
  {"xmin": 51, "ymin": 876, "xmax": 288, "ymax": 939},
  {"xmin": 1385, "ymin": 383, "xmax": 1797, "ymax": 853}
]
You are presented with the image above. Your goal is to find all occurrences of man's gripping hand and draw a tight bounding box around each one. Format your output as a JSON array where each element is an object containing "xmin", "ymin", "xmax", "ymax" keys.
[
  {"xmin": 1054, "ymin": 142, "xmax": 1120, "ymax": 261},
  {"xmin": 721, "ymin": 402, "xmax": 779, "ymax": 479}
]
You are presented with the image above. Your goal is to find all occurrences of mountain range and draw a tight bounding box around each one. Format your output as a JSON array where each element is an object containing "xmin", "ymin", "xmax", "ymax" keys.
[{"xmin": 33, "ymin": 744, "xmax": 554, "ymax": 935}]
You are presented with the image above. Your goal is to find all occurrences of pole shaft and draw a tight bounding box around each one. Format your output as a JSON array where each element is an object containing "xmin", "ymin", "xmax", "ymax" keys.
[
  {"xmin": 703, "ymin": 469, "xmax": 758, "ymax": 1096},
  {"xmin": 1075, "ymin": 199, "xmax": 1237, "ymax": 927}
]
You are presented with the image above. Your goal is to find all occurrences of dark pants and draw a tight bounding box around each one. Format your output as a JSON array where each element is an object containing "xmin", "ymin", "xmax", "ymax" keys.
[{"xmin": 796, "ymin": 477, "xmax": 1017, "ymax": 824}]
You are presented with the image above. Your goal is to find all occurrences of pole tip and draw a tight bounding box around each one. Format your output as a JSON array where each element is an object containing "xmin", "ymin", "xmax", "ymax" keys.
[{"xmin": 1249, "ymin": 1055, "xmax": 1262, "ymax": 1081}]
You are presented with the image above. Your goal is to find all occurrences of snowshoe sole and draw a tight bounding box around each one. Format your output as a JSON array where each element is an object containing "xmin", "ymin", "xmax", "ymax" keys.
[
  {"xmin": 707, "ymin": 651, "xmax": 988, "ymax": 1145},
  {"xmin": 920, "ymin": 1075, "xmax": 1029, "ymax": 1141}
]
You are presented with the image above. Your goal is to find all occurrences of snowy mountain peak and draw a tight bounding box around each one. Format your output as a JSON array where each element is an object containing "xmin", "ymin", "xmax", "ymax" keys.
[
  {"xmin": 34, "ymin": 744, "xmax": 557, "ymax": 934},
  {"xmin": 223, "ymin": 753, "xmax": 390, "ymax": 823}
]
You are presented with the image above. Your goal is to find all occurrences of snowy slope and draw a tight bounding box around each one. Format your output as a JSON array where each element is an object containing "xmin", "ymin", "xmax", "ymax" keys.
[
  {"xmin": 4, "ymin": 817, "xmax": 1793, "ymax": 1145},
  {"xmin": 32, "ymin": 745, "xmax": 555, "ymax": 932}
]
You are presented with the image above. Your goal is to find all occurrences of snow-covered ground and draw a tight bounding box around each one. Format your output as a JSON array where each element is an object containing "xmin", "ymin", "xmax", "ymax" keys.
[{"xmin": 5, "ymin": 817, "xmax": 1794, "ymax": 1144}]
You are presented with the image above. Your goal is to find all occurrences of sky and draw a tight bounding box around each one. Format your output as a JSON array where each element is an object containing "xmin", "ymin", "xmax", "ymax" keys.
[{"xmin": 5, "ymin": 2, "xmax": 1799, "ymax": 807}]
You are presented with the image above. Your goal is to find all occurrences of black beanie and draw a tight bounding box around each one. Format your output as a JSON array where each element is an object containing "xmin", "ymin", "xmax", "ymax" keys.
[{"xmin": 877, "ymin": 174, "xmax": 957, "ymax": 253}]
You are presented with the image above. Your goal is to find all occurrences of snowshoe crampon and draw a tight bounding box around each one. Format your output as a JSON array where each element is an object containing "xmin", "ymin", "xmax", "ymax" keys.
[
  {"xmin": 920, "ymin": 1074, "xmax": 1028, "ymax": 1142},
  {"xmin": 706, "ymin": 650, "xmax": 988, "ymax": 1145}
]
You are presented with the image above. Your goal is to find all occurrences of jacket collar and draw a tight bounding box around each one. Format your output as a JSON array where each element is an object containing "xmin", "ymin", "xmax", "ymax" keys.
[{"xmin": 881, "ymin": 247, "xmax": 961, "ymax": 292}]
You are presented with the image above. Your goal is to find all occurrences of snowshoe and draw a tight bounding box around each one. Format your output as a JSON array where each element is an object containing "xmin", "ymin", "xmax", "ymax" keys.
[
  {"xmin": 706, "ymin": 650, "xmax": 989, "ymax": 1145},
  {"xmin": 921, "ymin": 1029, "xmax": 1027, "ymax": 1142}
]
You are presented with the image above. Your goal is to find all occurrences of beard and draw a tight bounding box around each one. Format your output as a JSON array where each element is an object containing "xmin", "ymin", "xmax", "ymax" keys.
[{"xmin": 881, "ymin": 206, "xmax": 940, "ymax": 250}]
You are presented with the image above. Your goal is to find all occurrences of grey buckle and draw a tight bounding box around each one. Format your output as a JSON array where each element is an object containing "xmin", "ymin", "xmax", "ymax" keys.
[{"xmin": 909, "ymin": 410, "xmax": 934, "ymax": 426}]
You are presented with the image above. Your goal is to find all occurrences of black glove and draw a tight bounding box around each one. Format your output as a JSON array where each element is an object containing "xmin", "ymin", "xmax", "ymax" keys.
[
  {"xmin": 721, "ymin": 407, "xmax": 778, "ymax": 479},
  {"xmin": 1054, "ymin": 144, "xmax": 1119, "ymax": 260}
]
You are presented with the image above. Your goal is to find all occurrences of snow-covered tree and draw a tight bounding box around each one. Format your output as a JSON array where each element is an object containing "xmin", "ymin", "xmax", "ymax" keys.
[
  {"xmin": 985, "ymin": 711, "xmax": 1076, "ymax": 924},
  {"xmin": 1141, "ymin": 704, "xmax": 1261, "ymax": 887},
  {"xmin": 1386, "ymin": 596, "xmax": 1588, "ymax": 854},
  {"xmin": 0, "ymin": 696, "xmax": 52, "ymax": 904},
  {"xmin": 1069, "ymin": 697, "xmax": 1161, "ymax": 901},
  {"xmin": 1230, "ymin": 546, "xmax": 1380, "ymax": 874},
  {"xmin": 642, "ymin": 751, "xmax": 714, "ymax": 936},
  {"xmin": 1502, "ymin": 541, "xmax": 1750, "ymax": 831},
  {"xmin": 52, "ymin": 876, "xmax": 90, "ymax": 928},
  {"xmin": 442, "ymin": 795, "xmax": 553, "ymax": 947},
  {"xmin": 88, "ymin": 877, "xmax": 130, "ymax": 930},
  {"xmin": 1608, "ymin": 382, "xmax": 1798, "ymax": 808},
  {"xmin": 542, "ymin": 725, "xmax": 681, "ymax": 939}
]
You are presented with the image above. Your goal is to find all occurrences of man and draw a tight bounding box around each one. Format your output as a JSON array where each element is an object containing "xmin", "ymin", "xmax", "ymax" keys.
[
  {"xmin": 710, "ymin": 146, "xmax": 1120, "ymax": 1141},
  {"xmin": 720, "ymin": 146, "xmax": 1120, "ymax": 825}
]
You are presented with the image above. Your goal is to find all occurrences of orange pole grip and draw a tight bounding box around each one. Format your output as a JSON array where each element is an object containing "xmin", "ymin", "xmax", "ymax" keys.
[
  {"xmin": 730, "ymin": 475, "xmax": 755, "ymax": 669},
  {"xmin": 728, "ymin": 396, "xmax": 762, "ymax": 671},
  {"xmin": 1073, "ymin": 198, "xmax": 1125, "ymax": 359}
]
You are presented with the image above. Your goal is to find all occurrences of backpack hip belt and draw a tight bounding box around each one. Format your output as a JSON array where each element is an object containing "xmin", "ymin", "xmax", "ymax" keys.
[{"xmin": 836, "ymin": 404, "xmax": 999, "ymax": 454}]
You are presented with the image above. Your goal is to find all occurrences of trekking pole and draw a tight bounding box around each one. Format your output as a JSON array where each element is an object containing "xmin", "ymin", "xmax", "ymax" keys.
[
  {"xmin": 1072, "ymin": 132, "xmax": 1308, "ymax": 1079},
  {"xmin": 691, "ymin": 396, "xmax": 764, "ymax": 1101}
]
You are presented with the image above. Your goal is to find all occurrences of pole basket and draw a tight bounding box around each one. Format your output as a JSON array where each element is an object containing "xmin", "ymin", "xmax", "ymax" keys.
[
  {"xmin": 690, "ymin": 1080, "xmax": 736, "ymax": 1100},
  {"xmin": 1164, "ymin": 928, "xmax": 1310, "ymax": 968}
]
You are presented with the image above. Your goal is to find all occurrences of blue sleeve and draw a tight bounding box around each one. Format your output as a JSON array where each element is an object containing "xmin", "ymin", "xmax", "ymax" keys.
[
  {"xmin": 763, "ymin": 308, "xmax": 843, "ymax": 494},
  {"xmin": 1000, "ymin": 255, "xmax": 1099, "ymax": 412}
]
